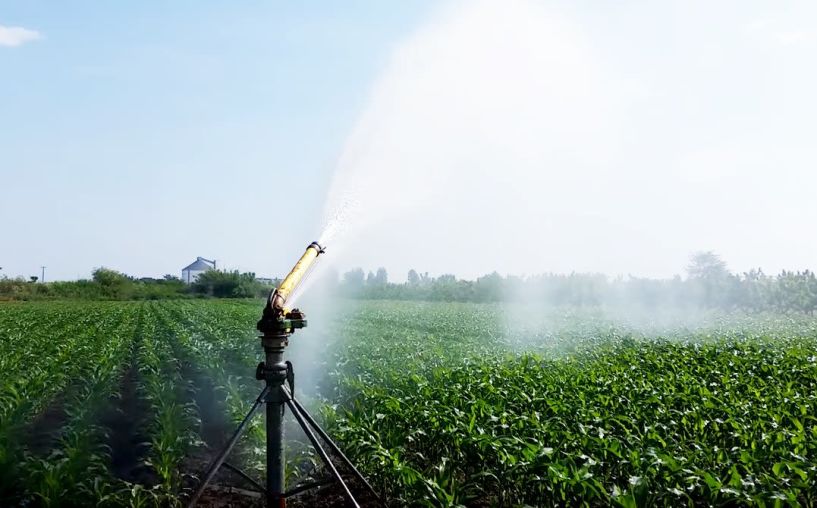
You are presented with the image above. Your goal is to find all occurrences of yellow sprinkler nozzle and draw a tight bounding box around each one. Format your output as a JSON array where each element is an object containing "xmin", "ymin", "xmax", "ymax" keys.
[{"xmin": 271, "ymin": 241, "xmax": 325, "ymax": 313}]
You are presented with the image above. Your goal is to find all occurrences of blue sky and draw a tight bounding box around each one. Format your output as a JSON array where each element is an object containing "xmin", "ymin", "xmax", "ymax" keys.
[{"xmin": 1, "ymin": 1, "xmax": 436, "ymax": 280}]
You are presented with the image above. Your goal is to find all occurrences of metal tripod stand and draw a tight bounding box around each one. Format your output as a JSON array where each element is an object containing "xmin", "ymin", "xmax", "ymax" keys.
[{"xmin": 187, "ymin": 310, "xmax": 381, "ymax": 508}]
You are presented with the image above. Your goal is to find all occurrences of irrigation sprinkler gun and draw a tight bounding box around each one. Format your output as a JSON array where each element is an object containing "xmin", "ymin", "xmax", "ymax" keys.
[{"xmin": 188, "ymin": 242, "xmax": 381, "ymax": 508}]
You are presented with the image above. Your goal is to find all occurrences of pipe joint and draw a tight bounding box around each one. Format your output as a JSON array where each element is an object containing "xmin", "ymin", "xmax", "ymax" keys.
[{"xmin": 256, "ymin": 360, "xmax": 288, "ymax": 383}]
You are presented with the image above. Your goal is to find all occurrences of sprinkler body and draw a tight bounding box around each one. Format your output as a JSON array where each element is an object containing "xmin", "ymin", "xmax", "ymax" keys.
[
  {"xmin": 256, "ymin": 242, "xmax": 321, "ymax": 506},
  {"xmin": 189, "ymin": 241, "xmax": 378, "ymax": 508}
]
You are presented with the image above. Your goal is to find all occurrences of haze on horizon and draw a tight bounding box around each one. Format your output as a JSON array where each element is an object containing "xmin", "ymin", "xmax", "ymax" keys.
[{"xmin": 2, "ymin": 0, "xmax": 816, "ymax": 283}]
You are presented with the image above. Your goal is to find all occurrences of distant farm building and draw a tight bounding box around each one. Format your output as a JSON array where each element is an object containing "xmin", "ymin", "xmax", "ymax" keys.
[{"xmin": 182, "ymin": 257, "xmax": 216, "ymax": 283}]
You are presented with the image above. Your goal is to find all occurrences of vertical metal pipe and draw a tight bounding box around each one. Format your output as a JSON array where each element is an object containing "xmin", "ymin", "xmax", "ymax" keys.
[{"xmin": 264, "ymin": 335, "xmax": 287, "ymax": 507}]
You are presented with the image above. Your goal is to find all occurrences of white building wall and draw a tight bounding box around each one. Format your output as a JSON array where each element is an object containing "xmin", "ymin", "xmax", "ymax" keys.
[{"xmin": 182, "ymin": 269, "xmax": 207, "ymax": 283}]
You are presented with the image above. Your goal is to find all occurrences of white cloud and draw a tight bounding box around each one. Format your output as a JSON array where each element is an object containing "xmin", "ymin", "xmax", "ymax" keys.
[{"xmin": 0, "ymin": 24, "xmax": 41, "ymax": 47}]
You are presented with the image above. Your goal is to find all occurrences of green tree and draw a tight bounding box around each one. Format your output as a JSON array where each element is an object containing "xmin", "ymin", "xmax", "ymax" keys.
[
  {"xmin": 687, "ymin": 251, "xmax": 729, "ymax": 280},
  {"xmin": 687, "ymin": 251, "xmax": 734, "ymax": 308},
  {"xmin": 92, "ymin": 267, "xmax": 132, "ymax": 298},
  {"xmin": 374, "ymin": 267, "xmax": 388, "ymax": 286},
  {"xmin": 191, "ymin": 270, "xmax": 265, "ymax": 298},
  {"xmin": 342, "ymin": 269, "xmax": 365, "ymax": 292}
]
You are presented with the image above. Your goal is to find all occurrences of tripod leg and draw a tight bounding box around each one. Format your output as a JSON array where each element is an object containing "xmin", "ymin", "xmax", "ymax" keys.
[
  {"xmin": 187, "ymin": 386, "xmax": 270, "ymax": 508},
  {"xmin": 223, "ymin": 462, "xmax": 267, "ymax": 494},
  {"xmin": 288, "ymin": 392, "xmax": 383, "ymax": 504},
  {"xmin": 282, "ymin": 389, "xmax": 361, "ymax": 508}
]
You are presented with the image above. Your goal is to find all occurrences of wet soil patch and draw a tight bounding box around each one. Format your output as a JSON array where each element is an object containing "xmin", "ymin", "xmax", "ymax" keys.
[
  {"xmin": 22, "ymin": 392, "xmax": 69, "ymax": 456},
  {"xmin": 286, "ymin": 466, "xmax": 385, "ymax": 508},
  {"xmin": 100, "ymin": 360, "xmax": 155, "ymax": 484},
  {"xmin": 178, "ymin": 357, "xmax": 257, "ymax": 503},
  {"xmin": 191, "ymin": 370, "xmax": 233, "ymax": 451},
  {"xmin": 188, "ymin": 470, "xmax": 383, "ymax": 508}
]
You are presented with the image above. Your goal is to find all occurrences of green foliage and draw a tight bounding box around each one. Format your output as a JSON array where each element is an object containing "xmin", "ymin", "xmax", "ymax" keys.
[
  {"xmin": 190, "ymin": 269, "xmax": 271, "ymax": 298},
  {"xmin": 323, "ymin": 301, "xmax": 817, "ymax": 506},
  {"xmin": 91, "ymin": 267, "xmax": 130, "ymax": 287},
  {"xmin": 687, "ymin": 251, "xmax": 730, "ymax": 280},
  {"xmin": 343, "ymin": 267, "xmax": 366, "ymax": 291},
  {"xmin": 335, "ymin": 260, "xmax": 817, "ymax": 314},
  {"xmin": 134, "ymin": 306, "xmax": 199, "ymax": 498},
  {"xmin": 0, "ymin": 268, "xmax": 269, "ymax": 301},
  {"xmin": 0, "ymin": 302, "xmax": 135, "ymax": 505},
  {"xmin": 1, "ymin": 300, "xmax": 816, "ymax": 506}
]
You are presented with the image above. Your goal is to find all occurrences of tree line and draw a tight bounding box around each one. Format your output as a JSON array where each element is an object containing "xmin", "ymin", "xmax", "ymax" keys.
[
  {"xmin": 0, "ymin": 268, "xmax": 277, "ymax": 301},
  {"xmin": 334, "ymin": 252, "xmax": 817, "ymax": 314},
  {"xmin": 2, "ymin": 252, "xmax": 815, "ymax": 313}
]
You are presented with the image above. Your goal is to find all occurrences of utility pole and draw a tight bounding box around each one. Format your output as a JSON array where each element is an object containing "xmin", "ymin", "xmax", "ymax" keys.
[{"xmin": 41, "ymin": 266, "xmax": 46, "ymax": 283}]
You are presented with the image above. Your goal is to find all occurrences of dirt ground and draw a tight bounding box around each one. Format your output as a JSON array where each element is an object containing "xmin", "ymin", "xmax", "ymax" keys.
[{"xmin": 191, "ymin": 471, "xmax": 383, "ymax": 508}]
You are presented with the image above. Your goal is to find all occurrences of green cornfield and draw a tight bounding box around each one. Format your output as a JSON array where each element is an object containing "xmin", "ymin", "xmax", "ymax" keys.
[{"xmin": 0, "ymin": 300, "xmax": 816, "ymax": 506}]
